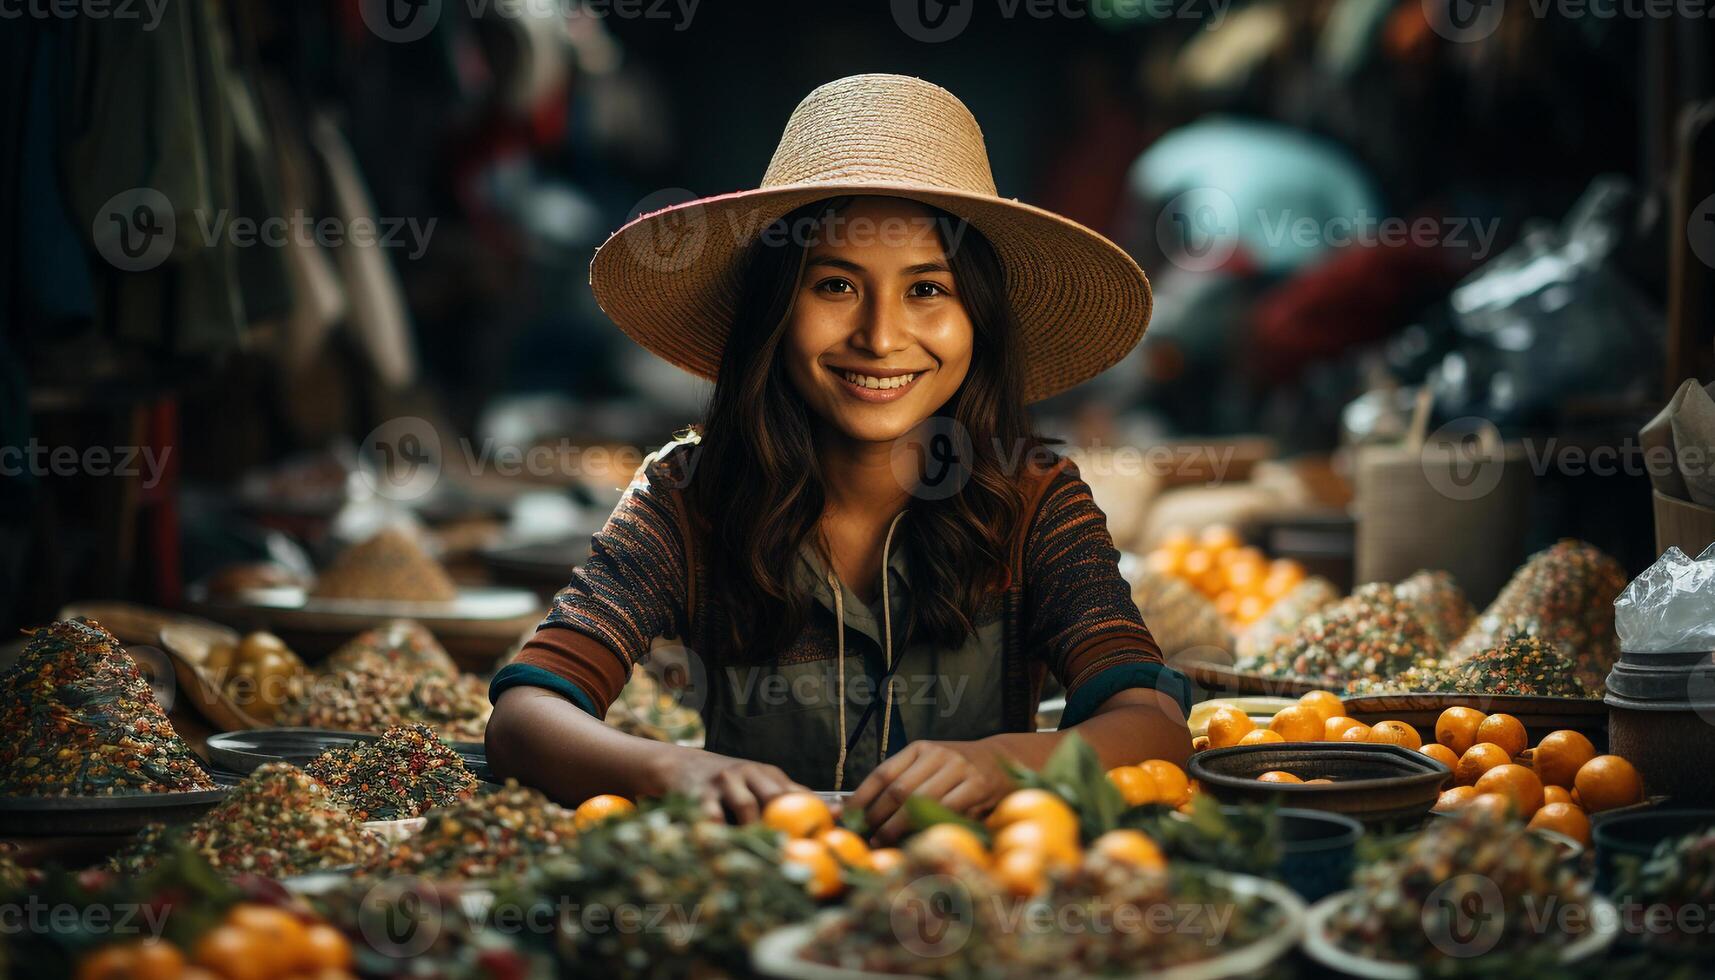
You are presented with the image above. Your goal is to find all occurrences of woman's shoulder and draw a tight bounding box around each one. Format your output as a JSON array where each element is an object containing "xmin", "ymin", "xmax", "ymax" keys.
[{"xmin": 628, "ymin": 430, "xmax": 703, "ymax": 497}]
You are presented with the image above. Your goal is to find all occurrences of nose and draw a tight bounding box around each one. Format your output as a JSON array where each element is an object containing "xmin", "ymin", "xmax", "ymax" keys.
[{"xmin": 849, "ymin": 291, "xmax": 911, "ymax": 357}]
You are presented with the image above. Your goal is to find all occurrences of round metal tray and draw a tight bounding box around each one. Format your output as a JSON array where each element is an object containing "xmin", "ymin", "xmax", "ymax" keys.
[{"xmin": 206, "ymin": 728, "xmax": 494, "ymax": 783}]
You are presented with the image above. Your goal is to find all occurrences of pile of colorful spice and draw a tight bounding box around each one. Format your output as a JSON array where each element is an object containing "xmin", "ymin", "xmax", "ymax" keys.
[
  {"xmin": 1234, "ymin": 577, "xmax": 1340, "ymax": 666},
  {"xmin": 310, "ymin": 526, "xmax": 458, "ymax": 603},
  {"xmin": 323, "ymin": 619, "xmax": 457, "ymax": 677},
  {"xmin": 1450, "ymin": 539, "xmax": 1627, "ymax": 692},
  {"xmin": 0, "ymin": 620, "xmax": 215, "ymax": 797},
  {"xmin": 1235, "ymin": 583, "xmax": 1436, "ymax": 686},
  {"xmin": 1126, "ymin": 566, "xmax": 1233, "ymax": 660},
  {"xmin": 1393, "ymin": 570, "xmax": 1473, "ymax": 646},
  {"xmin": 1328, "ymin": 808, "xmax": 1595, "ymax": 969},
  {"xmin": 1345, "ymin": 635, "xmax": 1589, "ymax": 697},
  {"xmin": 1614, "ymin": 825, "xmax": 1715, "ymax": 953},
  {"xmin": 604, "ymin": 665, "xmax": 704, "ymax": 743},
  {"xmin": 111, "ymin": 763, "xmax": 381, "ymax": 877},
  {"xmin": 371, "ymin": 780, "xmax": 578, "ymax": 879},
  {"xmin": 304, "ymin": 723, "xmax": 478, "ymax": 821},
  {"xmin": 277, "ymin": 648, "xmax": 490, "ymax": 741},
  {"xmin": 506, "ymin": 798, "xmax": 814, "ymax": 979}
]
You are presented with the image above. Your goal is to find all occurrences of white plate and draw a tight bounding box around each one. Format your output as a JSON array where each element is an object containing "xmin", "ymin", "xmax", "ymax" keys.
[
  {"xmin": 752, "ymin": 870, "xmax": 1305, "ymax": 980},
  {"xmin": 1300, "ymin": 888, "xmax": 1618, "ymax": 979},
  {"xmin": 363, "ymin": 816, "xmax": 428, "ymax": 843}
]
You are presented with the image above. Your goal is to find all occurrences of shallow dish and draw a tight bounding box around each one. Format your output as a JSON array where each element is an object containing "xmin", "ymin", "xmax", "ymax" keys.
[
  {"xmin": 752, "ymin": 870, "xmax": 1306, "ymax": 980},
  {"xmin": 1340, "ymin": 693, "xmax": 1606, "ymax": 746},
  {"xmin": 0, "ymin": 771, "xmax": 237, "ymax": 836},
  {"xmin": 1301, "ymin": 888, "xmax": 1617, "ymax": 978},
  {"xmin": 1189, "ymin": 744, "xmax": 1450, "ymax": 828},
  {"xmin": 206, "ymin": 728, "xmax": 493, "ymax": 783}
]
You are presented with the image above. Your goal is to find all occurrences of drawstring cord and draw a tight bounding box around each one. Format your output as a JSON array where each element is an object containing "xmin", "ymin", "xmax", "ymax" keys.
[{"xmin": 830, "ymin": 511, "xmax": 906, "ymax": 791}]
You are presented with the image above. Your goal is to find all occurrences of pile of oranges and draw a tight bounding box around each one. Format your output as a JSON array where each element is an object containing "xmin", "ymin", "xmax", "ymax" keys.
[
  {"xmin": 1143, "ymin": 526, "xmax": 1308, "ymax": 627},
  {"xmin": 1202, "ymin": 691, "xmax": 1423, "ymax": 754},
  {"xmin": 764, "ymin": 792, "xmax": 898, "ymax": 900},
  {"xmin": 1428, "ymin": 708, "xmax": 1643, "ymax": 846},
  {"xmin": 573, "ymin": 793, "xmax": 636, "ymax": 830},
  {"xmin": 75, "ymin": 904, "xmax": 352, "ymax": 980},
  {"xmin": 1104, "ymin": 759, "xmax": 1195, "ymax": 809}
]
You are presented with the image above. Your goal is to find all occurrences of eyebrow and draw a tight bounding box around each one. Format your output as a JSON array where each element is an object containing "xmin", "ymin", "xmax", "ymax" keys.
[{"xmin": 804, "ymin": 257, "xmax": 953, "ymax": 276}]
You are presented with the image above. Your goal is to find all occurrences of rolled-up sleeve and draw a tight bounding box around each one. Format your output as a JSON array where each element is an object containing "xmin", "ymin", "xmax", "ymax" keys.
[
  {"xmin": 489, "ymin": 446, "xmax": 692, "ymax": 716},
  {"xmin": 1024, "ymin": 467, "xmax": 1191, "ymax": 727}
]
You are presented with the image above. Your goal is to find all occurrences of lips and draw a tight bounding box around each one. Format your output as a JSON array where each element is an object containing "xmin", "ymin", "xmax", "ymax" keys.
[
  {"xmin": 839, "ymin": 370, "xmax": 919, "ymax": 390},
  {"xmin": 828, "ymin": 365, "xmax": 928, "ymax": 403}
]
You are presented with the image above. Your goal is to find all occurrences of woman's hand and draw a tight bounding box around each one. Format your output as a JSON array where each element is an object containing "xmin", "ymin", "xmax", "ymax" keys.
[
  {"xmin": 849, "ymin": 740, "xmax": 1012, "ymax": 845},
  {"xmin": 653, "ymin": 747, "xmax": 810, "ymax": 825}
]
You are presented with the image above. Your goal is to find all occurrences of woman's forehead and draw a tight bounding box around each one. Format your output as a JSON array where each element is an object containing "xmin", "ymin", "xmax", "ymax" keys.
[{"xmin": 803, "ymin": 197, "xmax": 953, "ymax": 265}]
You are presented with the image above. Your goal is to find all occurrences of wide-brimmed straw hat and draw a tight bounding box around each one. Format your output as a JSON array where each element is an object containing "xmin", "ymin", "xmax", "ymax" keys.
[{"xmin": 589, "ymin": 73, "xmax": 1152, "ymax": 403}]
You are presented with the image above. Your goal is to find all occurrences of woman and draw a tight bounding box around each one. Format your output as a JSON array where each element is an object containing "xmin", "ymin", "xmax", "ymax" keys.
[{"xmin": 487, "ymin": 74, "xmax": 1191, "ymax": 842}]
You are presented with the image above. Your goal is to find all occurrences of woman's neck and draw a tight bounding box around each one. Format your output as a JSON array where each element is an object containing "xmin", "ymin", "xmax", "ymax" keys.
[{"xmin": 817, "ymin": 429, "xmax": 912, "ymax": 521}]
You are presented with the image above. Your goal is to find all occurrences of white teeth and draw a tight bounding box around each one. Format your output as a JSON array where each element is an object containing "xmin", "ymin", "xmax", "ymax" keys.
[{"xmin": 841, "ymin": 371, "xmax": 917, "ymax": 390}]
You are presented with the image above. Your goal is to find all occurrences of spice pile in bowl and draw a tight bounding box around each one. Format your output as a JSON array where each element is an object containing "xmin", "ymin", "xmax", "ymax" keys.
[
  {"xmin": 0, "ymin": 620, "xmax": 215, "ymax": 796},
  {"xmin": 1393, "ymin": 570, "xmax": 1473, "ymax": 647},
  {"xmin": 1345, "ymin": 635, "xmax": 1589, "ymax": 698},
  {"xmin": 1237, "ymin": 583, "xmax": 1437, "ymax": 686},
  {"xmin": 1450, "ymin": 539, "xmax": 1627, "ymax": 692},
  {"xmin": 111, "ymin": 762, "xmax": 381, "ymax": 877},
  {"xmin": 372, "ymin": 780, "xmax": 579, "ymax": 880},
  {"xmin": 309, "ymin": 526, "xmax": 458, "ymax": 603},
  {"xmin": 276, "ymin": 622, "xmax": 490, "ymax": 740},
  {"xmin": 304, "ymin": 723, "xmax": 478, "ymax": 821}
]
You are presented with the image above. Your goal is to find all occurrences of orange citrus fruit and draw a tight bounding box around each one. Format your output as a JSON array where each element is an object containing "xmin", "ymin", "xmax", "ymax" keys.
[
  {"xmin": 992, "ymin": 847, "xmax": 1048, "ymax": 897},
  {"xmin": 1434, "ymin": 706, "xmax": 1487, "ymax": 756},
  {"xmin": 1573, "ymin": 755, "xmax": 1644, "ymax": 812},
  {"xmin": 1473, "ymin": 763, "xmax": 1545, "ymax": 818},
  {"xmin": 1368, "ymin": 720, "xmax": 1423, "ymax": 750},
  {"xmin": 1528, "ymin": 802, "xmax": 1592, "ymax": 846},
  {"xmin": 1205, "ymin": 706, "xmax": 1256, "ymax": 748},
  {"xmin": 869, "ymin": 847, "xmax": 905, "ymax": 874},
  {"xmin": 1090, "ymin": 830, "xmax": 1166, "ymax": 870},
  {"xmin": 1338, "ymin": 723, "xmax": 1374, "ymax": 742},
  {"xmin": 192, "ymin": 926, "xmax": 269, "ymax": 980},
  {"xmin": 226, "ymin": 905, "xmax": 306, "ymax": 975},
  {"xmin": 762, "ymin": 792, "xmax": 834, "ymax": 839},
  {"xmin": 1106, "ymin": 766, "xmax": 1160, "ymax": 807},
  {"xmin": 1420, "ymin": 744, "xmax": 1459, "ymax": 769},
  {"xmin": 1532, "ymin": 730, "xmax": 1596, "ymax": 789},
  {"xmin": 1475, "ymin": 713, "xmax": 1529, "ymax": 758},
  {"xmin": 1140, "ymin": 760, "xmax": 1192, "ymax": 806},
  {"xmin": 1305, "ymin": 777, "xmax": 1334, "ymax": 784},
  {"xmin": 1454, "ymin": 742, "xmax": 1513, "ymax": 786},
  {"xmin": 1239, "ymin": 729, "xmax": 1284, "ymax": 745},
  {"xmin": 1199, "ymin": 526, "xmax": 1241, "ymax": 551},
  {"xmin": 1543, "ymin": 785, "xmax": 1573, "ymax": 807},
  {"xmin": 1467, "ymin": 792, "xmax": 1517, "ymax": 821},
  {"xmin": 76, "ymin": 946, "xmax": 144, "ymax": 980},
  {"xmin": 818, "ymin": 827, "xmax": 873, "ymax": 870},
  {"xmin": 912, "ymin": 823, "xmax": 990, "ymax": 868},
  {"xmin": 1434, "ymin": 786, "xmax": 1479, "ymax": 812},
  {"xmin": 987, "ymin": 788, "xmax": 1079, "ymax": 840},
  {"xmin": 782, "ymin": 838, "xmax": 844, "ymax": 899},
  {"xmin": 300, "ymin": 924, "xmax": 352, "ymax": 971},
  {"xmin": 574, "ymin": 794, "xmax": 636, "ymax": 830},
  {"xmin": 1324, "ymin": 716, "xmax": 1365, "ymax": 741},
  {"xmin": 1298, "ymin": 691, "xmax": 1345, "ymax": 724},
  {"xmin": 992, "ymin": 819, "xmax": 1079, "ymax": 868},
  {"xmin": 1257, "ymin": 771, "xmax": 1303, "ymax": 783},
  {"xmin": 1268, "ymin": 705, "xmax": 1324, "ymax": 742}
]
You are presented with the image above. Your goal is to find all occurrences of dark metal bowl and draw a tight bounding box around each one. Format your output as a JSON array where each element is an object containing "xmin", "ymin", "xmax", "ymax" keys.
[{"xmin": 1190, "ymin": 743, "xmax": 1451, "ymax": 828}]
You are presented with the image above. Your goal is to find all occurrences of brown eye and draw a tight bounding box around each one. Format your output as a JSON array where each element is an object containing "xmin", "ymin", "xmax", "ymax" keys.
[
  {"xmin": 909, "ymin": 281, "xmax": 949, "ymax": 298},
  {"xmin": 816, "ymin": 278, "xmax": 855, "ymax": 294}
]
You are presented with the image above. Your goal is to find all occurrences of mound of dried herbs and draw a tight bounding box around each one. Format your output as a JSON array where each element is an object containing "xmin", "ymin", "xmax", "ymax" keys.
[
  {"xmin": 323, "ymin": 619, "xmax": 457, "ymax": 677},
  {"xmin": 1238, "ymin": 583, "xmax": 1437, "ymax": 686},
  {"xmin": 305, "ymin": 723, "xmax": 477, "ymax": 821},
  {"xmin": 371, "ymin": 780, "xmax": 579, "ymax": 880},
  {"xmin": 0, "ymin": 620, "xmax": 215, "ymax": 797},
  {"xmin": 1614, "ymin": 826, "xmax": 1715, "ymax": 954},
  {"xmin": 1345, "ymin": 634, "xmax": 1589, "ymax": 698},
  {"xmin": 1235, "ymin": 577, "xmax": 1340, "ymax": 666},
  {"xmin": 277, "ymin": 648, "xmax": 489, "ymax": 740},
  {"xmin": 1394, "ymin": 570, "xmax": 1474, "ymax": 647},
  {"xmin": 310, "ymin": 527, "xmax": 458, "ymax": 603},
  {"xmin": 111, "ymin": 762, "xmax": 381, "ymax": 877}
]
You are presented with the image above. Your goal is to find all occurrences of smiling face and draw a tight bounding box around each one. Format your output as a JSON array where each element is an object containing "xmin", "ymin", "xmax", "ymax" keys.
[{"xmin": 782, "ymin": 197, "xmax": 975, "ymax": 445}]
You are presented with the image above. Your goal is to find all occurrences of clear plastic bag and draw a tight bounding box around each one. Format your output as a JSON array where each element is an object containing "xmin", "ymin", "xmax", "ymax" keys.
[{"xmin": 1614, "ymin": 545, "xmax": 1715, "ymax": 653}]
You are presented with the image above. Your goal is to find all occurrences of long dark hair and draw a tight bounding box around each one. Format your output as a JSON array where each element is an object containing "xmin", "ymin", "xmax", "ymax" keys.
[{"xmin": 688, "ymin": 197, "xmax": 1035, "ymax": 659}]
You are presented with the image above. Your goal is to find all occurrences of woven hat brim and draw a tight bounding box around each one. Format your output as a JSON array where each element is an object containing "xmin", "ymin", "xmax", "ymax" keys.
[{"xmin": 589, "ymin": 183, "xmax": 1152, "ymax": 404}]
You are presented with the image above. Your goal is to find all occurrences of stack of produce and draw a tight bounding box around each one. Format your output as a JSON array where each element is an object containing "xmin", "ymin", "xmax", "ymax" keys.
[
  {"xmin": 1140, "ymin": 526, "xmax": 1308, "ymax": 629},
  {"xmin": 1345, "ymin": 635, "xmax": 1589, "ymax": 698},
  {"xmin": 276, "ymin": 623, "xmax": 489, "ymax": 740},
  {"xmin": 113, "ymin": 763, "xmax": 381, "ymax": 877},
  {"xmin": 509, "ymin": 798, "xmax": 816, "ymax": 979},
  {"xmin": 371, "ymin": 780, "xmax": 579, "ymax": 879},
  {"xmin": 304, "ymin": 724, "xmax": 478, "ymax": 821},
  {"xmin": 1393, "ymin": 569, "xmax": 1473, "ymax": 646},
  {"xmin": 1450, "ymin": 539, "xmax": 1627, "ymax": 692},
  {"xmin": 0, "ymin": 620, "xmax": 215, "ymax": 796},
  {"xmin": 202, "ymin": 631, "xmax": 306, "ymax": 722},
  {"xmin": 1328, "ymin": 809, "xmax": 1598, "ymax": 969},
  {"xmin": 310, "ymin": 526, "xmax": 457, "ymax": 603},
  {"xmin": 1234, "ymin": 576, "xmax": 1340, "ymax": 665},
  {"xmin": 1235, "ymin": 583, "xmax": 1437, "ymax": 686},
  {"xmin": 1125, "ymin": 566, "xmax": 1232, "ymax": 660}
]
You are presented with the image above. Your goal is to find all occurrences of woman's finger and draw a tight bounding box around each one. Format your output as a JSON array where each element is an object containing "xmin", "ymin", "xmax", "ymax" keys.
[
  {"xmin": 718, "ymin": 769, "xmax": 762, "ymax": 825},
  {"xmin": 872, "ymin": 765, "xmax": 966, "ymax": 844},
  {"xmin": 861, "ymin": 749, "xmax": 945, "ymax": 837},
  {"xmin": 849, "ymin": 743, "xmax": 921, "ymax": 814}
]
